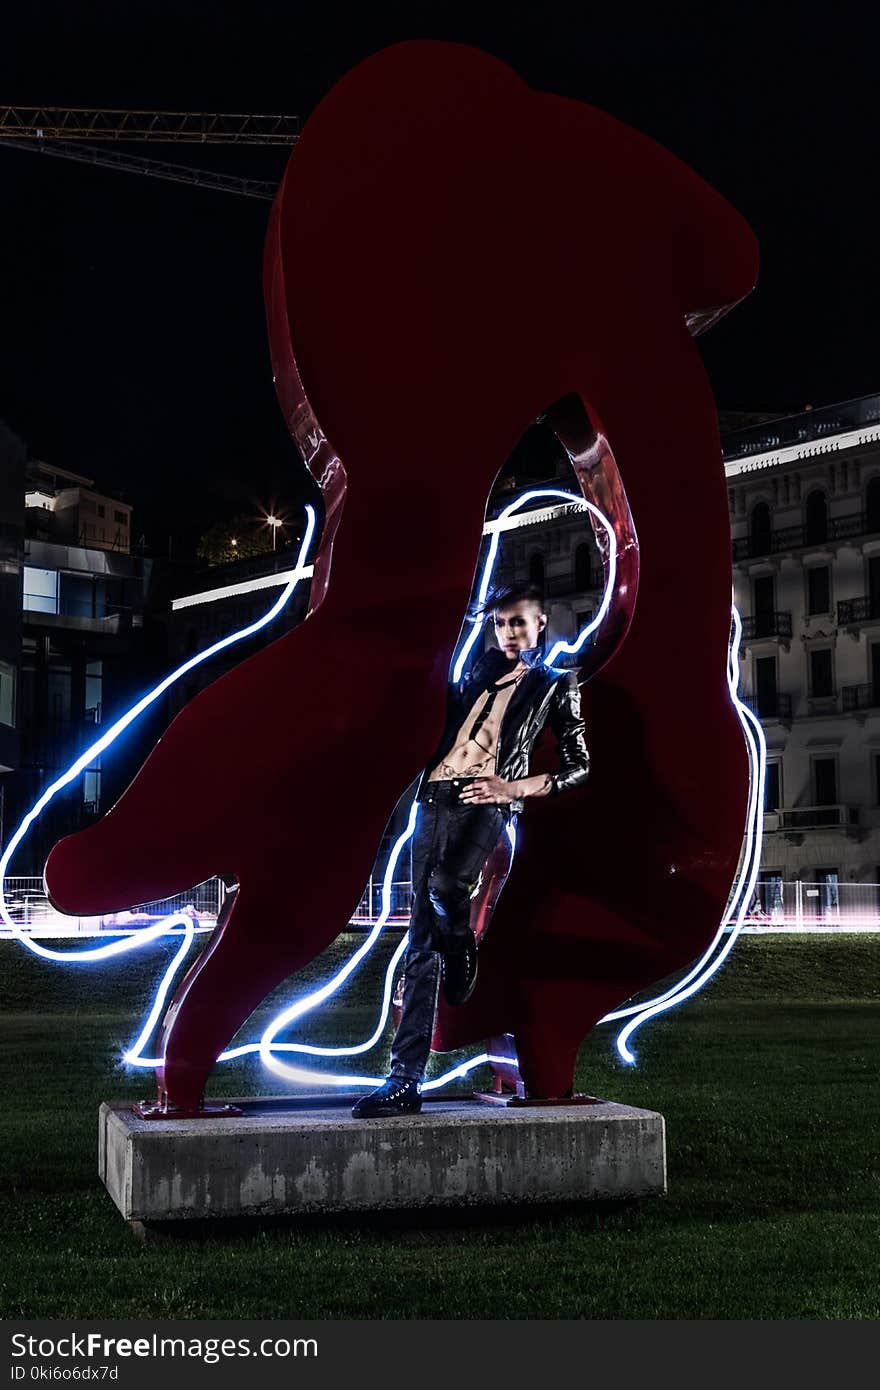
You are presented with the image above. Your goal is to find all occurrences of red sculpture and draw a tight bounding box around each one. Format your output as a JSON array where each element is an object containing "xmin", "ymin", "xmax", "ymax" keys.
[{"xmin": 44, "ymin": 40, "xmax": 757, "ymax": 1109}]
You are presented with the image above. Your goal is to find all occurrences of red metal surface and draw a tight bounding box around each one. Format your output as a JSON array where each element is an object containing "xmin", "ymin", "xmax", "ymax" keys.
[{"xmin": 44, "ymin": 41, "xmax": 756, "ymax": 1108}]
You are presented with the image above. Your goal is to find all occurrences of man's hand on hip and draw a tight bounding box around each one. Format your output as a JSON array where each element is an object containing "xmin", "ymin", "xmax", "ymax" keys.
[
  {"xmin": 459, "ymin": 774, "xmax": 552, "ymax": 805},
  {"xmin": 458, "ymin": 775, "xmax": 515, "ymax": 805}
]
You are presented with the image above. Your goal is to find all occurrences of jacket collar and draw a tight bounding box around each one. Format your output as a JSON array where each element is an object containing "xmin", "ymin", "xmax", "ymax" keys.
[
  {"xmin": 481, "ymin": 644, "xmax": 545, "ymax": 675},
  {"xmin": 518, "ymin": 645, "xmax": 546, "ymax": 669}
]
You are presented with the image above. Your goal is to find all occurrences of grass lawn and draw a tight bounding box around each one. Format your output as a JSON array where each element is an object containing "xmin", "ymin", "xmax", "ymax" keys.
[{"xmin": 1, "ymin": 933, "xmax": 878, "ymax": 1320}]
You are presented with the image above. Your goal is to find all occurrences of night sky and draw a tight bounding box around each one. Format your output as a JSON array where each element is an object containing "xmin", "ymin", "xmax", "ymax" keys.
[{"xmin": 2, "ymin": 2, "xmax": 878, "ymax": 557}]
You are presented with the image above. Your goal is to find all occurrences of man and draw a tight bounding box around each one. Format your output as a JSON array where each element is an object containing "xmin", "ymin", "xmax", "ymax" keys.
[{"xmin": 351, "ymin": 582, "xmax": 590, "ymax": 1119}]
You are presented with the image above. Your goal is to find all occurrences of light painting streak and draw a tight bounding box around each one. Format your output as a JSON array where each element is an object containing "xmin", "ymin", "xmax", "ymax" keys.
[
  {"xmin": 6, "ymin": 480, "xmax": 764, "ymax": 1094},
  {"xmin": 609, "ymin": 603, "xmax": 767, "ymax": 1061},
  {"xmin": 0, "ymin": 506, "xmax": 316, "ymax": 970},
  {"xmin": 253, "ymin": 489, "xmax": 601, "ymax": 1088}
]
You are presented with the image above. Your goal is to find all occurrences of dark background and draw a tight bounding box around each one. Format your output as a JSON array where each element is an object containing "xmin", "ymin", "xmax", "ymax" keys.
[{"xmin": 1, "ymin": 2, "xmax": 877, "ymax": 556}]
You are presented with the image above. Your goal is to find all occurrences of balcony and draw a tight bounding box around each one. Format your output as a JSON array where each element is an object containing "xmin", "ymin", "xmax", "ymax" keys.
[
  {"xmin": 837, "ymin": 596, "xmax": 880, "ymax": 627},
  {"xmin": 842, "ymin": 684, "xmax": 880, "ymax": 713},
  {"xmin": 544, "ymin": 569, "xmax": 605, "ymax": 598},
  {"xmin": 742, "ymin": 693, "xmax": 792, "ymax": 722},
  {"xmin": 723, "ymin": 393, "xmax": 880, "ymax": 461},
  {"xmin": 740, "ymin": 611, "xmax": 792, "ymax": 641},
  {"xmin": 772, "ymin": 805, "xmax": 860, "ymax": 833},
  {"xmin": 805, "ymin": 694, "xmax": 839, "ymax": 717},
  {"xmin": 732, "ymin": 510, "xmax": 880, "ymax": 561}
]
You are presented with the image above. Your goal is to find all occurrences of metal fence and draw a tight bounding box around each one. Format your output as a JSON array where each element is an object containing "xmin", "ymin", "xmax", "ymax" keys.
[
  {"xmin": 350, "ymin": 876, "xmax": 413, "ymax": 926},
  {"xmin": 1, "ymin": 875, "xmax": 226, "ymax": 936},
  {"xmin": 0, "ymin": 870, "xmax": 414, "ymax": 936},
  {"xmin": 739, "ymin": 879, "xmax": 880, "ymax": 931},
  {"xmin": 5, "ymin": 874, "xmax": 880, "ymax": 937}
]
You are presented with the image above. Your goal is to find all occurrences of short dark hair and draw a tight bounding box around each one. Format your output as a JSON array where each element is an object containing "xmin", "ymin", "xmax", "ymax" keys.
[{"xmin": 472, "ymin": 582, "xmax": 546, "ymax": 620}]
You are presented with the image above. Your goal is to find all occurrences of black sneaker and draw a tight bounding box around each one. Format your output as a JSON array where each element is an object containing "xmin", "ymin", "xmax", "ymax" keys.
[
  {"xmin": 351, "ymin": 1076, "xmax": 423, "ymax": 1118},
  {"xmin": 441, "ymin": 931, "xmax": 478, "ymax": 1006}
]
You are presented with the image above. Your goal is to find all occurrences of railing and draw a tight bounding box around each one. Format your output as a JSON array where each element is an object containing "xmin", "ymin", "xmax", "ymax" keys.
[
  {"xmin": 842, "ymin": 684, "xmax": 880, "ymax": 713},
  {"xmin": 740, "ymin": 612, "xmax": 793, "ymax": 640},
  {"xmin": 770, "ymin": 805, "xmax": 859, "ymax": 831},
  {"xmin": 722, "ymin": 393, "xmax": 880, "ymax": 460},
  {"xmin": 7, "ymin": 868, "xmax": 880, "ymax": 939},
  {"xmin": 732, "ymin": 511, "xmax": 880, "ymax": 560},
  {"xmin": 742, "ymin": 693, "xmax": 793, "ymax": 721},
  {"xmin": 350, "ymin": 878, "xmax": 413, "ymax": 924},
  {"xmin": 837, "ymin": 596, "xmax": 880, "ymax": 626},
  {"xmin": 2, "ymin": 870, "xmax": 415, "ymax": 935},
  {"xmin": 544, "ymin": 569, "xmax": 604, "ymax": 598},
  {"xmin": 805, "ymin": 694, "xmax": 839, "ymax": 716},
  {"xmin": 740, "ymin": 879, "xmax": 880, "ymax": 929},
  {"xmin": 0, "ymin": 876, "xmax": 227, "ymax": 934}
]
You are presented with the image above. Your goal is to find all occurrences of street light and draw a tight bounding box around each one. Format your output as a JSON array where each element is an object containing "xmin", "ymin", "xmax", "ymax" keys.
[{"xmin": 266, "ymin": 515, "xmax": 283, "ymax": 552}]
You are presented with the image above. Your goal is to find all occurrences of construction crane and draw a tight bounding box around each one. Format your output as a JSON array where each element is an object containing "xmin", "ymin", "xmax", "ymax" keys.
[{"xmin": 0, "ymin": 106, "xmax": 300, "ymax": 200}]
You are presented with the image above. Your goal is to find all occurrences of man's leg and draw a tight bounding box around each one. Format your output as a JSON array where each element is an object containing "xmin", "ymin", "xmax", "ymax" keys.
[
  {"xmin": 387, "ymin": 799, "xmax": 445, "ymax": 1082},
  {"xmin": 427, "ymin": 803, "xmax": 507, "ymax": 951},
  {"xmin": 351, "ymin": 798, "xmax": 445, "ymax": 1118},
  {"xmin": 427, "ymin": 802, "xmax": 506, "ymax": 1004},
  {"xmin": 351, "ymin": 791, "xmax": 506, "ymax": 1118}
]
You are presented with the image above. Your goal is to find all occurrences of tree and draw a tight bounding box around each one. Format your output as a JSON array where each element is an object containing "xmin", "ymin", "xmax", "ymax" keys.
[{"xmin": 196, "ymin": 515, "xmax": 274, "ymax": 567}]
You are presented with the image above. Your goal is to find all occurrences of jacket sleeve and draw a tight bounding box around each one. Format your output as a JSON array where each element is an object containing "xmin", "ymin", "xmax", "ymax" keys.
[{"xmin": 546, "ymin": 671, "xmax": 590, "ymax": 796}]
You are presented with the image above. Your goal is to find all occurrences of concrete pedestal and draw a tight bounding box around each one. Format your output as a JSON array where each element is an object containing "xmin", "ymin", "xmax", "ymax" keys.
[{"xmin": 98, "ymin": 1094, "xmax": 666, "ymax": 1225}]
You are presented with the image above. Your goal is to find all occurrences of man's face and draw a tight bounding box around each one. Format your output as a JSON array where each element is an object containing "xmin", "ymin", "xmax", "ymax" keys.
[{"xmin": 493, "ymin": 600, "xmax": 547, "ymax": 659}]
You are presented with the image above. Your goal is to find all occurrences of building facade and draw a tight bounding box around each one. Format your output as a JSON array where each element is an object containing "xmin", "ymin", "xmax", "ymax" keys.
[
  {"xmin": 26, "ymin": 459, "xmax": 132, "ymax": 553},
  {"xmin": 725, "ymin": 392, "xmax": 880, "ymax": 914},
  {"xmin": 3, "ymin": 456, "xmax": 155, "ymax": 875},
  {"xmin": 0, "ymin": 422, "xmax": 25, "ymax": 847}
]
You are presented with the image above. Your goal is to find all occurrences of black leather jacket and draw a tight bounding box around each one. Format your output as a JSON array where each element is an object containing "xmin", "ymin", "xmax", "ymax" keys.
[{"xmin": 416, "ymin": 645, "xmax": 590, "ymax": 815}]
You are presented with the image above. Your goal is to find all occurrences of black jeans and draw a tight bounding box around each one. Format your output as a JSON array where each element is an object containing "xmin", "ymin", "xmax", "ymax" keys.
[{"xmin": 389, "ymin": 778, "xmax": 507, "ymax": 1083}]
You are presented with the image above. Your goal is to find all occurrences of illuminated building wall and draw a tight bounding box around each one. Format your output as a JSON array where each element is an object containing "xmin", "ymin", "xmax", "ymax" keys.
[
  {"xmin": 725, "ymin": 390, "xmax": 880, "ymax": 908},
  {"xmin": 0, "ymin": 421, "xmax": 25, "ymax": 797},
  {"xmin": 3, "ymin": 456, "xmax": 156, "ymax": 874},
  {"xmin": 26, "ymin": 459, "xmax": 132, "ymax": 554}
]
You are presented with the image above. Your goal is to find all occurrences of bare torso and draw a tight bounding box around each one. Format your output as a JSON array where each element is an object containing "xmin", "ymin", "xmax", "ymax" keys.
[{"xmin": 426, "ymin": 661, "xmax": 527, "ymax": 782}]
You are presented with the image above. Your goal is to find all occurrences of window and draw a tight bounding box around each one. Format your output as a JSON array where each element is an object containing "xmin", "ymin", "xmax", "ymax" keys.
[
  {"xmin": 752, "ymin": 575, "xmax": 775, "ymax": 637},
  {"xmin": 755, "ymin": 655, "xmax": 778, "ymax": 718},
  {"xmin": 97, "ymin": 504, "xmax": 105, "ymax": 518},
  {"xmin": 870, "ymin": 644, "xmax": 880, "ymax": 698},
  {"xmin": 749, "ymin": 502, "xmax": 772, "ymax": 556},
  {"xmin": 812, "ymin": 757, "xmax": 837, "ymax": 806},
  {"xmin": 870, "ymin": 556, "xmax": 880, "ymax": 620},
  {"xmin": 756, "ymin": 872, "xmax": 784, "ymax": 920},
  {"xmin": 529, "ymin": 552, "xmax": 545, "ymax": 587},
  {"xmin": 82, "ymin": 766, "xmax": 101, "ymax": 813},
  {"xmin": 85, "ymin": 660, "xmax": 102, "ymax": 724},
  {"xmin": 866, "ymin": 476, "xmax": 880, "ymax": 534},
  {"xmin": 574, "ymin": 543, "xmax": 592, "ymax": 590},
  {"xmin": 23, "ymin": 567, "xmax": 59, "ymax": 614},
  {"xmin": 0, "ymin": 660, "xmax": 15, "ymax": 727},
  {"xmin": 113, "ymin": 510, "xmax": 127, "ymax": 525},
  {"xmin": 814, "ymin": 869, "xmax": 839, "ymax": 920},
  {"xmin": 46, "ymin": 646, "xmax": 72, "ymax": 728},
  {"xmin": 805, "ymin": 489, "xmax": 828, "ymax": 544},
  {"xmin": 764, "ymin": 761, "xmax": 781, "ymax": 812},
  {"xmin": 807, "ymin": 566, "xmax": 830, "ymax": 615},
  {"xmin": 576, "ymin": 609, "xmax": 593, "ymax": 631},
  {"xmin": 59, "ymin": 573, "xmax": 95, "ymax": 618},
  {"xmin": 809, "ymin": 648, "xmax": 833, "ymax": 697}
]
